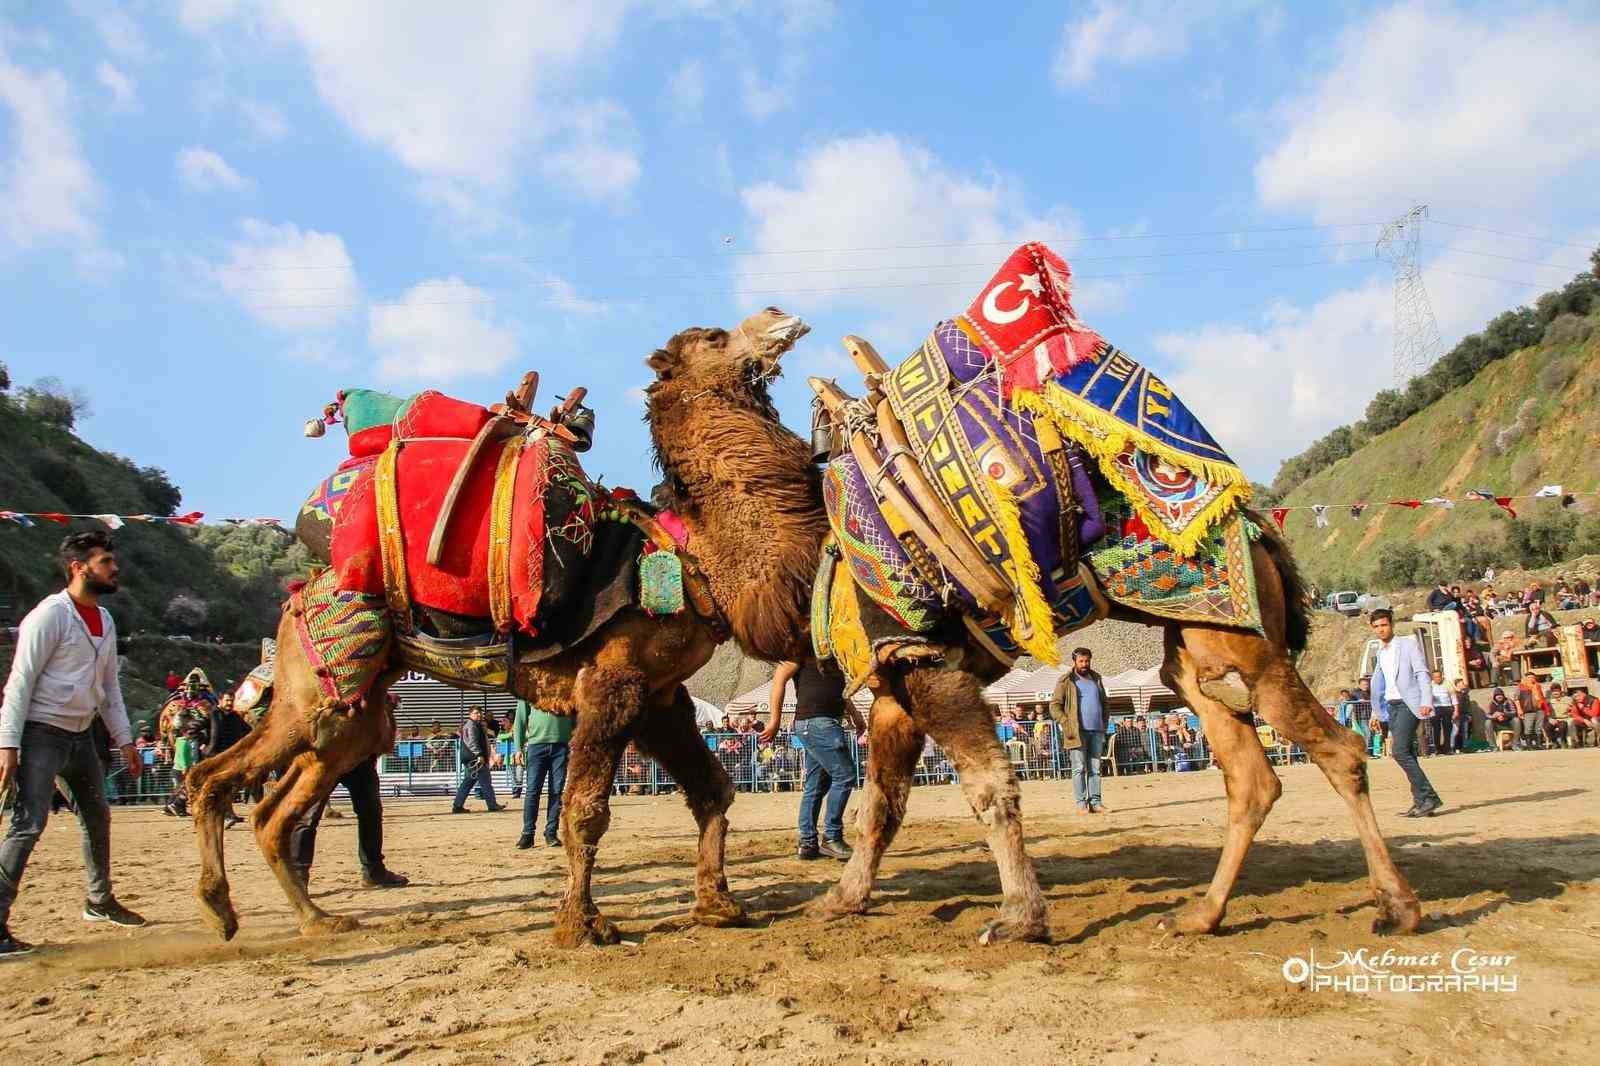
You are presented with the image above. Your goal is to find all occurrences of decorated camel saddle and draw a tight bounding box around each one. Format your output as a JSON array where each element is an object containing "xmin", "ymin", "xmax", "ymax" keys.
[
  {"xmin": 289, "ymin": 376, "xmax": 709, "ymax": 703},
  {"xmin": 811, "ymin": 242, "xmax": 1263, "ymax": 690}
]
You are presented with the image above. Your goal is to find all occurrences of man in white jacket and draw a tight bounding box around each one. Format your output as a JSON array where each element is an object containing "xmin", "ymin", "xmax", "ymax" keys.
[{"xmin": 0, "ymin": 532, "xmax": 146, "ymax": 958}]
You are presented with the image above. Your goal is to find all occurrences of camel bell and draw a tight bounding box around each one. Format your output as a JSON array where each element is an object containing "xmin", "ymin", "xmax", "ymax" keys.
[
  {"xmin": 303, "ymin": 418, "xmax": 327, "ymax": 438},
  {"xmin": 809, "ymin": 399, "xmax": 834, "ymax": 464}
]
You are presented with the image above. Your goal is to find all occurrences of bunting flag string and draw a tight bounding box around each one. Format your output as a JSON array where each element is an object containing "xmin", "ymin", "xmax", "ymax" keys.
[
  {"xmin": 0, "ymin": 510, "xmax": 288, "ymax": 532},
  {"xmin": 1259, "ymin": 486, "xmax": 1591, "ymax": 531}
]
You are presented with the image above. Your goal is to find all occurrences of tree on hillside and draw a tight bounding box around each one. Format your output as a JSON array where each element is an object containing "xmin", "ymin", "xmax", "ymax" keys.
[
  {"xmin": 0, "ymin": 361, "xmax": 10, "ymax": 392},
  {"xmin": 1504, "ymin": 510, "xmax": 1581, "ymax": 569},
  {"xmin": 19, "ymin": 377, "xmax": 92, "ymax": 430}
]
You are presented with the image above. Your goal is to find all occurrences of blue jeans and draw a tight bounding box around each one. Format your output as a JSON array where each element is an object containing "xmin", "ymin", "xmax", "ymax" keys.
[
  {"xmin": 795, "ymin": 717, "xmax": 854, "ymax": 846},
  {"xmin": 0, "ymin": 721, "xmax": 115, "ymax": 927},
  {"xmin": 1387, "ymin": 701, "xmax": 1440, "ymax": 807},
  {"xmin": 452, "ymin": 759, "xmax": 499, "ymax": 810},
  {"xmin": 521, "ymin": 742, "xmax": 568, "ymax": 844},
  {"xmin": 1068, "ymin": 730, "xmax": 1106, "ymax": 807}
]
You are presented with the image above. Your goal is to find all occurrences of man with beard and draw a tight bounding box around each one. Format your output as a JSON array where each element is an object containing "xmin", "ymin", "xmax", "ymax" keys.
[{"xmin": 0, "ymin": 533, "xmax": 146, "ymax": 958}]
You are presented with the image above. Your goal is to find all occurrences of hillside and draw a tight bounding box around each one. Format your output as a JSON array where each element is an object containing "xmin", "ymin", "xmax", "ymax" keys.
[
  {"xmin": 1280, "ymin": 321, "xmax": 1600, "ymax": 586},
  {"xmin": 0, "ymin": 388, "xmax": 307, "ymax": 674}
]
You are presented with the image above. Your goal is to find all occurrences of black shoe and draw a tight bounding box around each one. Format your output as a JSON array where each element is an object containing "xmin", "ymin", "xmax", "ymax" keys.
[
  {"xmin": 819, "ymin": 838, "xmax": 853, "ymax": 861},
  {"xmin": 224, "ymin": 815, "xmax": 243, "ymax": 829},
  {"xmin": 0, "ymin": 926, "xmax": 34, "ymax": 959},
  {"xmin": 797, "ymin": 842, "xmax": 822, "ymax": 860},
  {"xmin": 1398, "ymin": 805, "xmax": 1423, "ymax": 818},
  {"xmin": 516, "ymin": 834, "xmax": 535, "ymax": 850},
  {"xmin": 450, "ymin": 807, "xmax": 469, "ymax": 814},
  {"xmin": 1414, "ymin": 798, "xmax": 1443, "ymax": 817},
  {"xmin": 83, "ymin": 900, "xmax": 147, "ymax": 927},
  {"xmin": 544, "ymin": 838, "xmax": 559, "ymax": 849},
  {"xmin": 486, "ymin": 805, "xmax": 507, "ymax": 813},
  {"xmin": 361, "ymin": 867, "xmax": 409, "ymax": 889}
]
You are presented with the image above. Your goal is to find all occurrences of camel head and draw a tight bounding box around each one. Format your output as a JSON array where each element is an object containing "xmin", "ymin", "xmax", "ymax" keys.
[{"xmin": 645, "ymin": 307, "xmax": 809, "ymax": 418}]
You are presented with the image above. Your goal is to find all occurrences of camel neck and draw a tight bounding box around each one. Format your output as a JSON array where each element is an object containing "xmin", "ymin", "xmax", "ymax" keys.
[{"xmin": 649, "ymin": 389, "xmax": 827, "ymax": 662}]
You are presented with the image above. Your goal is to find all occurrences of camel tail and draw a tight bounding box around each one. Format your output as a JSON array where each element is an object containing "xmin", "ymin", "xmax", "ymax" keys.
[{"xmin": 1247, "ymin": 508, "xmax": 1311, "ymax": 653}]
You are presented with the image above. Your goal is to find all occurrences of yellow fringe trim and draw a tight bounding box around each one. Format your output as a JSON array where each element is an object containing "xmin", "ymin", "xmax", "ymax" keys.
[
  {"xmin": 487, "ymin": 437, "xmax": 525, "ymax": 634},
  {"xmin": 373, "ymin": 441, "xmax": 412, "ymax": 626},
  {"xmin": 1012, "ymin": 382, "xmax": 1253, "ymax": 559},
  {"xmin": 986, "ymin": 474, "xmax": 1060, "ymax": 665}
]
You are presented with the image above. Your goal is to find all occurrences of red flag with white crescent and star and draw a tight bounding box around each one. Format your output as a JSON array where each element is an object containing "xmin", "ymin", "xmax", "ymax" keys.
[
  {"xmin": 955, "ymin": 242, "xmax": 1105, "ymax": 395},
  {"xmin": 1270, "ymin": 507, "xmax": 1289, "ymax": 531}
]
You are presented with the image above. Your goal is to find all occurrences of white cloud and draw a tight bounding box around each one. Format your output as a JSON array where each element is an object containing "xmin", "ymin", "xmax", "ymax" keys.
[
  {"xmin": 1052, "ymin": 1, "xmax": 1200, "ymax": 88},
  {"xmin": 541, "ymin": 277, "xmax": 609, "ymax": 316},
  {"xmin": 176, "ymin": 146, "xmax": 251, "ymax": 192},
  {"xmin": 202, "ymin": 218, "xmax": 360, "ymax": 332},
  {"xmin": 368, "ymin": 278, "xmax": 519, "ymax": 381},
  {"xmin": 1256, "ymin": 3, "xmax": 1600, "ymax": 223},
  {"xmin": 88, "ymin": 7, "xmax": 152, "ymax": 62},
  {"xmin": 95, "ymin": 61, "xmax": 135, "ymax": 109},
  {"xmin": 1153, "ymin": 256, "xmax": 1516, "ymax": 479},
  {"xmin": 239, "ymin": 98, "xmax": 288, "ymax": 141},
  {"xmin": 539, "ymin": 100, "xmax": 640, "ymax": 202},
  {"xmin": 0, "ymin": 46, "xmax": 109, "ymax": 271},
  {"xmin": 738, "ymin": 133, "xmax": 1115, "ymax": 347},
  {"xmin": 184, "ymin": 1, "xmax": 634, "ymax": 216},
  {"xmin": 666, "ymin": 60, "xmax": 705, "ymax": 120}
]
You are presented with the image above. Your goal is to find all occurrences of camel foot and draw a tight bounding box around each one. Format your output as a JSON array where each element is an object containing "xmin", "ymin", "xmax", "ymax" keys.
[
  {"xmin": 196, "ymin": 883, "xmax": 239, "ymax": 942},
  {"xmin": 1158, "ymin": 898, "xmax": 1224, "ymax": 936},
  {"xmin": 1372, "ymin": 889, "xmax": 1423, "ymax": 934},
  {"xmin": 552, "ymin": 911, "xmax": 623, "ymax": 949},
  {"xmin": 690, "ymin": 893, "xmax": 747, "ymax": 928},
  {"xmin": 977, "ymin": 912, "xmax": 1050, "ymax": 946},
  {"xmin": 300, "ymin": 913, "xmax": 360, "ymax": 936},
  {"xmin": 809, "ymin": 886, "xmax": 867, "ymax": 921}
]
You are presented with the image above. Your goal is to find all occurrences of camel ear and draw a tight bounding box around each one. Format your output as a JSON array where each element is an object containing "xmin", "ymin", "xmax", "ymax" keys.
[{"xmin": 647, "ymin": 348, "xmax": 678, "ymax": 378}]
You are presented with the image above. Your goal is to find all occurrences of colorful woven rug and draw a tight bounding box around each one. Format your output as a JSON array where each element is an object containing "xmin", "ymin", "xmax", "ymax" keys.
[
  {"xmin": 1085, "ymin": 487, "xmax": 1264, "ymax": 632},
  {"xmin": 291, "ymin": 568, "xmax": 392, "ymax": 706}
]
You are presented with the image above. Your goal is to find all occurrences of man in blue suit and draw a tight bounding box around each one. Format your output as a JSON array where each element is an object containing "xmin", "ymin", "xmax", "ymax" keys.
[{"xmin": 1368, "ymin": 610, "xmax": 1444, "ymax": 816}]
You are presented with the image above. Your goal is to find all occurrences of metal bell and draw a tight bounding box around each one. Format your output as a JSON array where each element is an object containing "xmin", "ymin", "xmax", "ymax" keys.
[
  {"xmin": 303, "ymin": 418, "xmax": 327, "ymax": 438},
  {"xmin": 809, "ymin": 400, "xmax": 834, "ymax": 464}
]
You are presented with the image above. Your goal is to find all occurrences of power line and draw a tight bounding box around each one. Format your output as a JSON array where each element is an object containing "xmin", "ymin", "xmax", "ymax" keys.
[
  {"xmin": 201, "ymin": 219, "xmax": 1392, "ymax": 275},
  {"xmin": 1431, "ymin": 219, "xmax": 1597, "ymax": 250}
]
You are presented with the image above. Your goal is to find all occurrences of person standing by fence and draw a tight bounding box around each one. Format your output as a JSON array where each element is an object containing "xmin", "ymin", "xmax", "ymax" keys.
[
  {"xmin": 0, "ymin": 532, "xmax": 147, "ymax": 958},
  {"xmin": 763, "ymin": 658, "xmax": 863, "ymax": 861},
  {"xmin": 451, "ymin": 707, "xmax": 505, "ymax": 814},
  {"xmin": 1051, "ymin": 648, "xmax": 1110, "ymax": 814},
  {"xmin": 514, "ymin": 700, "xmax": 571, "ymax": 850},
  {"xmin": 1368, "ymin": 610, "xmax": 1444, "ymax": 817}
]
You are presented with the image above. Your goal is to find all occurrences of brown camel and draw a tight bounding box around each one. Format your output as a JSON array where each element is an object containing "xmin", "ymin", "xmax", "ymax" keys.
[
  {"xmin": 184, "ymin": 307, "xmax": 828, "ymax": 945},
  {"xmin": 648, "ymin": 332, "xmax": 1423, "ymax": 943}
]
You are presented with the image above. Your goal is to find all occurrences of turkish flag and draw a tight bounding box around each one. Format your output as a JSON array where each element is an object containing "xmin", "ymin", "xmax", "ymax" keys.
[
  {"xmin": 958, "ymin": 242, "xmax": 1105, "ymax": 394},
  {"xmin": 1270, "ymin": 507, "xmax": 1289, "ymax": 531}
]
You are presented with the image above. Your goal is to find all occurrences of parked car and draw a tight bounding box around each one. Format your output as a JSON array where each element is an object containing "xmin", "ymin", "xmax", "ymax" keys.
[{"xmin": 1325, "ymin": 591, "xmax": 1361, "ymax": 617}]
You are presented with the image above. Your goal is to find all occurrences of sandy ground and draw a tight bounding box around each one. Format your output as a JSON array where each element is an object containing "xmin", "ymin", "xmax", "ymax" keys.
[{"xmin": 3, "ymin": 750, "xmax": 1597, "ymax": 1065}]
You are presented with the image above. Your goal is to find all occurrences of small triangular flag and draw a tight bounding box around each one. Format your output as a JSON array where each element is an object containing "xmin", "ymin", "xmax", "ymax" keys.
[
  {"xmin": 1312, "ymin": 505, "xmax": 1329, "ymax": 528},
  {"xmin": 1494, "ymin": 497, "xmax": 1518, "ymax": 519},
  {"xmin": 1350, "ymin": 503, "xmax": 1367, "ymax": 520},
  {"xmin": 1535, "ymin": 484, "xmax": 1562, "ymax": 498},
  {"xmin": 1464, "ymin": 489, "xmax": 1495, "ymax": 501},
  {"xmin": 93, "ymin": 514, "xmax": 125, "ymax": 530},
  {"xmin": 1270, "ymin": 507, "xmax": 1289, "ymax": 531},
  {"xmin": 1390, "ymin": 499, "xmax": 1422, "ymax": 510},
  {"xmin": 1424, "ymin": 497, "xmax": 1454, "ymax": 509},
  {"xmin": 37, "ymin": 512, "xmax": 71, "ymax": 525}
]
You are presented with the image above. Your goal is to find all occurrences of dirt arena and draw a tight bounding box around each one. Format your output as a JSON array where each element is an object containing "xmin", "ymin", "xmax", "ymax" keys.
[{"xmin": 4, "ymin": 750, "xmax": 1596, "ymax": 1065}]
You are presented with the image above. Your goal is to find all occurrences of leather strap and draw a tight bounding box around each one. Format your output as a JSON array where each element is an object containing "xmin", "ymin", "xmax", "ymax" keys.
[
  {"xmin": 373, "ymin": 441, "xmax": 412, "ymax": 631},
  {"xmin": 426, "ymin": 415, "xmax": 515, "ymax": 566},
  {"xmin": 614, "ymin": 500, "xmax": 730, "ymax": 641},
  {"xmin": 487, "ymin": 437, "xmax": 526, "ymax": 634}
]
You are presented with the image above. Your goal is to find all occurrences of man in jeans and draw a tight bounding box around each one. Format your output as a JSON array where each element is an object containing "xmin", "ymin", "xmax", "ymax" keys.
[
  {"xmin": 1050, "ymin": 647, "xmax": 1110, "ymax": 813},
  {"xmin": 1368, "ymin": 609, "xmax": 1444, "ymax": 817},
  {"xmin": 0, "ymin": 532, "xmax": 147, "ymax": 958},
  {"xmin": 513, "ymin": 699, "xmax": 572, "ymax": 849},
  {"xmin": 763, "ymin": 657, "xmax": 865, "ymax": 860},
  {"xmin": 450, "ymin": 707, "xmax": 505, "ymax": 814}
]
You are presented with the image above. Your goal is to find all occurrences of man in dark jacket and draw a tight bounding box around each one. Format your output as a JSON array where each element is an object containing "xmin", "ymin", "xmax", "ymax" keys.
[
  {"xmin": 451, "ymin": 707, "xmax": 504, "ymax": 813},
  {"xmin": 1050, "ymin": 648, "xmax": 1111, "ymax": 814}
]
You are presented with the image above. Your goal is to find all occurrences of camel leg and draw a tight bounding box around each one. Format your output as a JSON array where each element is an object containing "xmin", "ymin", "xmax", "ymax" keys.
[
  {"xmin": 255, "ymin": 749, "xmax": 365, "ymax": 935},
  {"xmin": 552, "ymin": 666, "xmax": 645, "ymax": 948},
  {"xmin": 1158, "ymin": 637, "xmax": 1281, "ymax": 935},
  {"xmin": 899, "ymin": 667, "xmax": 1049, "ymax": 944},
  {"xmin": 814, "ymin": 686, "xmax": 923, "ymax": 918},
  {"xmin": 188, "ymin": 701, "xmax": 311, "ymax": 940},
  {"xmin": 1240, "ymin": 644, "xmax": 1422, "ymax": 933},
  {"xmin": 631, "ymin": 686, "xmax": 744, "ymax": 928}
]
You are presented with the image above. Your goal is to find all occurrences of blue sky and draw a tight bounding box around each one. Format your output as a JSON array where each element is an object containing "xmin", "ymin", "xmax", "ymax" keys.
[{"xmin": 3, "ymin": 1, "xmax": 1597, "ymax": 519}]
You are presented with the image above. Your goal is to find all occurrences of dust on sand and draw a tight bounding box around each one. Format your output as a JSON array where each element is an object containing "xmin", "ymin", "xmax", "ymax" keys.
[{"xmin": 3, "ymin": 751, "xmax": 1596, "ymax": 1065}]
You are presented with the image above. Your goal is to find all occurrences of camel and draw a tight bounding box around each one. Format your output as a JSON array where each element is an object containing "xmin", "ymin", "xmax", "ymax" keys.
[
  {"xmin": 184, "ymin": 307, "xmax": 828, "ymax": 945},
  {"xmin": 646, "ymin": 328, "xmax": 1423, "ymax": 944}
]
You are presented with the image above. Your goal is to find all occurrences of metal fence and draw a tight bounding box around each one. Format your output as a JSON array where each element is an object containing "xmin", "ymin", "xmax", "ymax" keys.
[{"xmin": 78, "ymin": 716, "xmax": 1313, "ymax": 807}]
